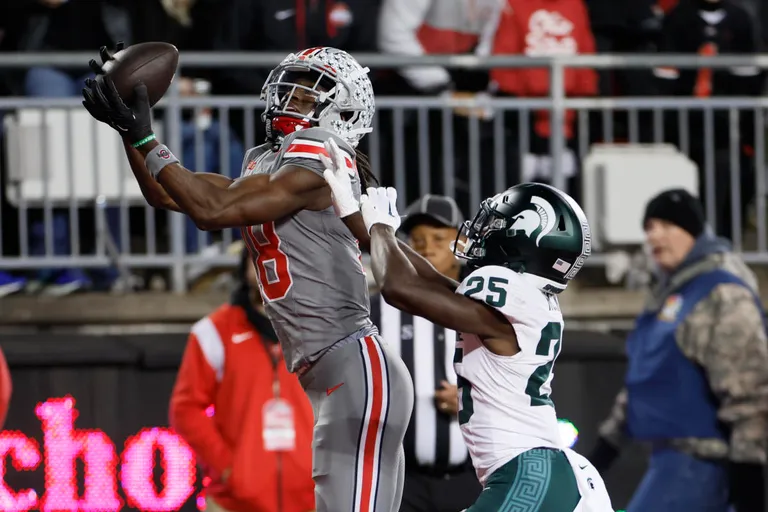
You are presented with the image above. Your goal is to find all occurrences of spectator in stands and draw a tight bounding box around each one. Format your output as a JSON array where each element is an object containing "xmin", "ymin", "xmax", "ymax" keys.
[
  {"xmin": 489, "ymin": 0, "xmax": 598, "ymax": 200},
  {"xmin": 210, "ymin": 0, "xmax": 381, "ymax": 145},
  {"xmin": 0, "ymin": 346, "xmax": 11, "ymax": 430},
  {"xmin": 654, "ymin": 0, "xmax": 764, "ymax": 241},
  {"xmin": 584, "ymin": 0, "xmax": 660, "ymax": 96},
  {"xmin": 582, "ymin": 0, "xmax": 660, "ymax": 145},
  {"xmin": 15, "ymin": 0, "xmax": 132, "ymax": 294},
  {"xmin": 376, "ymin": 0, "xmax": 503, "ymax": 209},
  {"xmin": 589, "ymin": 189, "xmax": 768, "ymax": 512},
  {"xmin": 377, "ymin": 0, "xmax": 501, "ymax": 95},
  {"xmin": 369, "ymin": 195, "xmax": 482, "ymax": 512},
  {"xmin": 170, "ymin": 244, "xmax": 315, "ymax": 512},
  {"xmin": 130, "ymin": 0, "xmax": 246, "ymax": 262}
]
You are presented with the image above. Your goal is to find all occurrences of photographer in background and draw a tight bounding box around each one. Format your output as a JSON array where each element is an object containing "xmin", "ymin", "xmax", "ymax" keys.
[
  {"xmin": 590, "ymin": 189, "xmax": 768, "ymax": 512},
  {"xmin": 170, "ymin": 245, "xmax": 315, "ymax": 512}
]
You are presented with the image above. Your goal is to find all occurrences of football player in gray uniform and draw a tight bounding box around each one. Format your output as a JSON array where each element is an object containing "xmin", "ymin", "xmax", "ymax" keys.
[{"xmin": 83, "ymin": 45, "xmax": 453, "ymax": 512}]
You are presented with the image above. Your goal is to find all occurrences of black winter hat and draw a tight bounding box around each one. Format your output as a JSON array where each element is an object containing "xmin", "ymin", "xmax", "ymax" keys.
[{"xmin": 643, "ymin": 188, "xmax": 706, "ymax": 238}]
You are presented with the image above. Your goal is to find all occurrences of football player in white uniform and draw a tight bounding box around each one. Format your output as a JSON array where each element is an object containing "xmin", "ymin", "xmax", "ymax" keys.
[{"xmin": 322, "ymin": 139, "xmax": 614, "ymax": 511}]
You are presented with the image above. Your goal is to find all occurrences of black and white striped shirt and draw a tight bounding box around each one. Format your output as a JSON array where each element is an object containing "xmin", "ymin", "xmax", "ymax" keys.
[{"xmin": 370, "ymin": 294, "xmax": 469, "ymax": 470}]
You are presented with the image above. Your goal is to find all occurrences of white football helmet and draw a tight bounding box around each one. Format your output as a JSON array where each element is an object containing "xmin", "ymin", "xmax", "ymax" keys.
[{"xmin": 260, "ymin": 47, "xmax": 375, "ymax": 148}]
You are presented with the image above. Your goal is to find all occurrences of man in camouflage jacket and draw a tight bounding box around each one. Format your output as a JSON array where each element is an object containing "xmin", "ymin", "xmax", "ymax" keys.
[{"xmin": 589, "ymin": 189, "xmax": 768, "ymax": 512}]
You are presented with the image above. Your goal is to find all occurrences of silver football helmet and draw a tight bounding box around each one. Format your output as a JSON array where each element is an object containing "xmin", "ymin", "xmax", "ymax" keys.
[{"xmin": 260, "ymin": 47, "xmax": 375, "ymax": 148}]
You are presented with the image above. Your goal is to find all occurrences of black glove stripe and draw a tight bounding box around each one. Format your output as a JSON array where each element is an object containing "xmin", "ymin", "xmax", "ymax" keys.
[
  {"xmin": 91, "ymin": 79, "xmax": 113, "ymax": 111},
  {"xmin": 102, "ymin": 77, "xmax": 129, "ymax": 113}
]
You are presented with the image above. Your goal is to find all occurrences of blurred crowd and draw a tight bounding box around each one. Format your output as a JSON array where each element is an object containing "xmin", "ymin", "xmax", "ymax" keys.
[{"xmin": 0, "ymin": 0, "xmax": 765, "ymax": 296}]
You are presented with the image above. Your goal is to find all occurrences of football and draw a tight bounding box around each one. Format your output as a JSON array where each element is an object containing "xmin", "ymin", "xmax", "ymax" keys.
[{"xmin": 100, "ymin": 42, "xmax": 179, "ymax": 107}]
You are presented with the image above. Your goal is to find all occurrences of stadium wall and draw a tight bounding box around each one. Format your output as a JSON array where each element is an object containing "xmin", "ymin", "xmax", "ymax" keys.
[{"xmin": 0, "ymin": 330, "xmax": 662, "ymax": 511}]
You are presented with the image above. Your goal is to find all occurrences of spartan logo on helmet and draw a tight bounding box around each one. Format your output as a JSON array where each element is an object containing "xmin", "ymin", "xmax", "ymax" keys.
[
  {"xmin": 507, "ymin": 196, "xmax": 557, "ymax": 247},
  {"xmin": 454, "ymin": 183, "xmax": 591, "ymax": 293}
]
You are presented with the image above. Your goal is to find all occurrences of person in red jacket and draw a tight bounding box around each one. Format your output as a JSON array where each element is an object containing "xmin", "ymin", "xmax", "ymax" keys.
[
  {"xmin": 490, "ymin": 0, "xmax": 597, "ymax": 196},
  {"xmin": 491, "ymin": 0, "xmax": 597, "ymax": 139},
  {"xmin": 170, "ymin": 246, "xmax": 315, "ymax": 512}
]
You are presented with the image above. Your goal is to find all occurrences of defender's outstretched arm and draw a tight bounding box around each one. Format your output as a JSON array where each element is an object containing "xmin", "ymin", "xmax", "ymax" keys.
[{"xmin": 369, "ymin": 223, "xmax": 512, "ymax": 339}]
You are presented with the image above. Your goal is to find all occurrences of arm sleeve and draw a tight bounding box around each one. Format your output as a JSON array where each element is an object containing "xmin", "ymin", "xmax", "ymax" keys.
[
  {"xmin": 169, "ymin": 328, "xmax": 234, "ymax": 476},
  {"xmin": 677, "ymin": 283, "xmax": 768, "ymax": 464}
]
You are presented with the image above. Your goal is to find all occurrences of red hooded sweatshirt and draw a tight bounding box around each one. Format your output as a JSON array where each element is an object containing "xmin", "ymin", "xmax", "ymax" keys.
[{"xmin": 490, "ymin": 0, "xmax": 598, "ymax": 138}]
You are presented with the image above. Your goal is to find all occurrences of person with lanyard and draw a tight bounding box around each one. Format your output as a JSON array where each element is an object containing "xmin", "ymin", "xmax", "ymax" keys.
[
  {"xmin": 169, "ymin": 245, "xmax": 316, "ymax": 512},
  {"xmin": 370, "ymin": 194, "xmax": 483, "ymax": 512},
  {"xmin": 589, "ymin": 189, "xmax": 768, "ymax": 512}
]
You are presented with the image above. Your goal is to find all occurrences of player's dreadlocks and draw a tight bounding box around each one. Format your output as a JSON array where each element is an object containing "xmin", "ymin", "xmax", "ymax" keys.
[{"xmin": 355, "ymin": 148, "xmax": 379, "ymax": 189}]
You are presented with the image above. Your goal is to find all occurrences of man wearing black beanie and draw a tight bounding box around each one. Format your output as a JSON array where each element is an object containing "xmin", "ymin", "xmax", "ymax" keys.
[{"xmin": 589, "ymin": 188, "xmax": 768, "ymax": 512}]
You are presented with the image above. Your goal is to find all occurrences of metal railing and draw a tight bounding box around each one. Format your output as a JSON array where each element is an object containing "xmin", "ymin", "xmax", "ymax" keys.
[{"xmin": 0, "ymin": 53, "xmax": 766, "ymax": 292}]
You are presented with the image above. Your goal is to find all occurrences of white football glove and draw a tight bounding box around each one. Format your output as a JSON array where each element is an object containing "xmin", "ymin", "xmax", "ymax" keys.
[
  {"xmin": 321, "ymin": 138, "xmax": 359, "ymax": 218},
  {"xmin": 360, "ymin": 186, "xmax": 401, "ymax": 234}
]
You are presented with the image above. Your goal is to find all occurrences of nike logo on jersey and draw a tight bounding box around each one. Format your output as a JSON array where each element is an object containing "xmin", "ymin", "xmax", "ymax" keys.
[
  {"xmin": 579, "ymin": 464, "xmax": 588, "ymax": 470},
  {"xmin": 232, "ymin": 332, "xmax": 254, "ymax": 344},
  {"xmin": 326, "ymin": 382, "xmax": 344, "ymax": 396}
]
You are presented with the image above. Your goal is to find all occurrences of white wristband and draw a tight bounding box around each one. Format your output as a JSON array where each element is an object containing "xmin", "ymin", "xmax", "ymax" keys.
[{"xmin": 145, "ymin": 144, "xmax": 179, "ymax": 179}]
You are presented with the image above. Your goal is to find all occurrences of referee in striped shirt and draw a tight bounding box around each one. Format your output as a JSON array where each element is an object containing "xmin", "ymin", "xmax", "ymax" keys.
[{"xmin": 370, "ymin": 195, "xmax": 482, "ymax": 512}]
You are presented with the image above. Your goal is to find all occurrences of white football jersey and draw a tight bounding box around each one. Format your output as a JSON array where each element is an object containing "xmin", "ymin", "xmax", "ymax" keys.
[{"xmin": 454, "ymin": 265, "xmax": 565, "ymax": 485}]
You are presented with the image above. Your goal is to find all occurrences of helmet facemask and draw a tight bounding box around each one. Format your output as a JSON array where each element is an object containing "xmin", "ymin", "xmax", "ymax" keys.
[
  {"xmin": 452, "ymin": 200, "xmax": 511, "ymax": 266},
  {"xmin": 261, "ymin": 51, "xmax": 374, "ymax": 147}
]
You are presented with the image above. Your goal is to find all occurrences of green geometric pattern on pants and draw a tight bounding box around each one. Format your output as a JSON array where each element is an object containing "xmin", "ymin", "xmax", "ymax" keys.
[{"xmin": 466, "ymin": 448, "xmax": 581, "ymax": 512}]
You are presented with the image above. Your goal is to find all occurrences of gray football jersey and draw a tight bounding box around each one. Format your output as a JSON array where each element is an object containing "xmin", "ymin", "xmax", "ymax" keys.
[{"xmin": 240, "ymin": 127, "xmax": 372, "ymax": 372}]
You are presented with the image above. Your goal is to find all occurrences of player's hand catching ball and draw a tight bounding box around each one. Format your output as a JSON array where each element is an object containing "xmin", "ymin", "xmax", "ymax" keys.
[
  {"xmin": 360, "ymin": 187, "xmax": 401, "ymax": 234},
  {"xmin": 81, "ymin": 42, "xmax": 124, "ymax": 130},
  {"xmin": 321, "ymin": 138, "xmax": 360, "ymax": 218},
  {"xmin": 82, "ymin": 43, "xmax": 154, "ymax": 147}
]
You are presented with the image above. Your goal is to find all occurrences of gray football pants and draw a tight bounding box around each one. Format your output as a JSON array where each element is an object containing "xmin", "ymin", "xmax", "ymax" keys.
[{"xmin": 300, "ymin": 334, "xmax": 414, "ymax": 512}]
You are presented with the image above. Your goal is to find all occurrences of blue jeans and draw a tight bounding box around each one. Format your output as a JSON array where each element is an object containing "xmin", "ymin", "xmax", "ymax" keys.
[
  {"xmin": 628, "ymin": 449, "xmax": 731, "ymax": 512},
  {"xmin": 25, "ymin": 67, "xmax": 120, "ymax": 284},
  {"xmin": 181, "ymin": 119, "xmax": 244, "ymax": 254}
]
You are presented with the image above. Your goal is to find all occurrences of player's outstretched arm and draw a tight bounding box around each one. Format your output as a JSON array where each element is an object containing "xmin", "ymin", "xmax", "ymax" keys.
[
  {"xmin": 82, "ymin": 76, "xmax": 325, "ymax": 228},
  {"xmin": 370, "ymin": 222, "xmax": 513, "ymax": 341},
  {"xmin": 122, "ymin": 139, "xmax": 233, "ymax": 212},
  {"xmin": 81, "ymin": 46, "xmax": 234, "ymax": 213},
  {"xmin": 342, "ymin": 213, "xmax": 459, "ymax": 292},
  {"xmin": 153, "ymin": 160, "xmax": 327, "ymax": 230},
  {"xmin": 363, "ymin": 187, "xmax": 515, "ymax": 343}
]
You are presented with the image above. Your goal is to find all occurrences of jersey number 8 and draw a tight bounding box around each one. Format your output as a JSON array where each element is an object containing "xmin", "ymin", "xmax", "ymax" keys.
[{"xmin": 243, "ymin": 222, "xmax": 293, "ymax": 301}]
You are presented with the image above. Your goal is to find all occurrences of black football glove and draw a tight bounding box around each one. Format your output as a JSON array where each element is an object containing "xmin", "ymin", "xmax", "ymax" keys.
[
  {"xmin": 83, "ymin": 77, "xmax": 154, "ymax": 146},
  {"xmin": 82, "ymin": 42, "xmax": 124, "ymax": 128},
  {"xmin": 82, "ymin": 42, "xmax": 154, "ymax": 146},
  {"xmin": 89, "ymin": 41, "xmax": 125, "ymax": 76}
]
